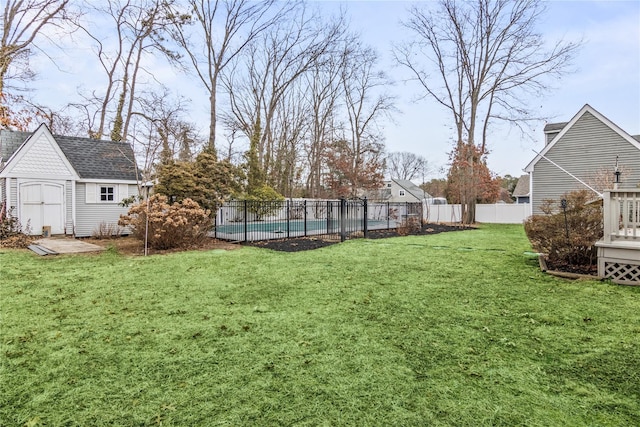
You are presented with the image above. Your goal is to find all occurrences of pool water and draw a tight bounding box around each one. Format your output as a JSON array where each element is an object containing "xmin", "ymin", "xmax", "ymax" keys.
[{"xmin": 216, "ymin": 219, "xmax": 386, "ymax": 234}]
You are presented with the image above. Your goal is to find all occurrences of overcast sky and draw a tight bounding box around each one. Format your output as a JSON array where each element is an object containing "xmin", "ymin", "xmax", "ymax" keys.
[
  {"xmin": 26, "ymin": 0, "xmax": 640, "ymax": 181},
  {"xmin": 329, "ymin": 0, "xmax": 640, "ymax": 179}
]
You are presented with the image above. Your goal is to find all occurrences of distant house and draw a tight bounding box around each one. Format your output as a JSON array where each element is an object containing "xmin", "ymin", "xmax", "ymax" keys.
[
  {"xmin": 370, "ymin": 178, "xmax": 432, "ymax": 203},
  {"xmin": 524, "ymin": 104, "xmax": 640, "ymax": 215},
  {"xmin": 1, "ymin": 124, "xmax": 140, "ymax": 237},
  {"xmin": 512, "ymin": 175, "xmax": 530, "ymax": 204}
]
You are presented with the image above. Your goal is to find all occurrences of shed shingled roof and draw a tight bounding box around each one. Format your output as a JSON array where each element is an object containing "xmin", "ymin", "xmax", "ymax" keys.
[{"xmin": 0, "ymin": 129, "xmax": 138, "ymax": 181}]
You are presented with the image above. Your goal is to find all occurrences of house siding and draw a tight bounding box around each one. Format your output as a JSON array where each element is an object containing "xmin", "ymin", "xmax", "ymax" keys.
[
  {"xmin": 382, "ymin": 179, "xmax": 428, "ymax": 203},
  {"xmin": 388, "ymin": 182, "xmax": 414, "ymax": 202},
  {"xmin": 9, "ymin": 178, "xmax": 17, "ymax": 211},
  {"xmin": 75, "ymin": 182, "xmax": 136, "ymax": 237},
  {"xmin": 531, "ymin": 111, "xmax": 640, "ymax": 214},
  {"xmin": 65, "ymin": 181, "xmax": 74, "ymax": 234}
]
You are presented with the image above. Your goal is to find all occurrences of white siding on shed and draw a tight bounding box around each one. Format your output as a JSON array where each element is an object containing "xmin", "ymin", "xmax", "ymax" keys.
[
  {"xmin": 75, "ymin": 182, "xmax": 136, "ymax": 237},
  {"xmin": 8, "ymin": 132, "xmax": 75, "ymax": 179},
  {"xmin": 65, "ymin": 181, "xmax": 73, "ymax": 234}
]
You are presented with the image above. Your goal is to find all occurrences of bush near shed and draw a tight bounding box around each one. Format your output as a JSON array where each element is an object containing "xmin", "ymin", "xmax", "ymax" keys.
[
  {"xmin": 119, "ymin": 195, "xmax": 212, "ymax": 250},
  {"xmin": 0, "ymin": 203, "xmax": 33, "ymax": 248}
]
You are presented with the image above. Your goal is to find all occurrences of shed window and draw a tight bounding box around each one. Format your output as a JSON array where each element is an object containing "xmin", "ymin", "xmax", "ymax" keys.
[
  {"xmin": 100, "ymin": 186, "xmax": 115, "ymax": 202},
  {"xmin": 399, "ymin": 190, "xmax": 405, "ymax": 196}
]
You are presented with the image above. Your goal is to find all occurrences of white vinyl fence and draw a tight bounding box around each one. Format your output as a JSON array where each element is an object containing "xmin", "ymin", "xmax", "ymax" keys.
[{"xmin": 424, "ymin": 203, "xmax": 531, "ymax": 224}]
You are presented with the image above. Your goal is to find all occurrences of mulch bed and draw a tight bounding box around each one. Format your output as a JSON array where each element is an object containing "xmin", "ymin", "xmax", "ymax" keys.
[
  {"xmin": 542, "ymin": 257, "xmax": 599, "ymax": 278},
  {"xmin": 243, "ymin": 223, "xmax": 473, "ymax": 252}
]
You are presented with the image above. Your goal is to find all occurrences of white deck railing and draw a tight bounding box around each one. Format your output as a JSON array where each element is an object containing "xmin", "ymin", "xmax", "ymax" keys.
[{"xmin": 602, "ymin": 189, "xmax": 640, "ymax": 243}]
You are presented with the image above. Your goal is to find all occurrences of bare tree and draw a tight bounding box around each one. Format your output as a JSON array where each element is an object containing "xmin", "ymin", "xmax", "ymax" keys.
[
  {"xmin": 222, "ymin": 5, "xmax": 346, "ymax": 194},
  {"xmin": 269, "ymin": 85, "xmax": 309, "ymax": 196},
  {"xmin": 168, "ymin": 0, "xmax": 293, "ymax": 155},
  {"xmin": 340, "ymin": 39, "xmax": 395, "ymax": 195},
  {"xmin": 0, "ymin": 0, "xmax": 70, "ymax": 95},
  {"xmin": 395, "ymin": 0, "xmax": 580, "ymax": 222},
  {"xmin": 303, "ymin": 54, "xmax": 343, "ymax": 198},
  {"xmin": 130, "ymin": 88, "xmax": 199, "ymax": 180},
  {"xmin": 19, "ymin": 98, "xmax": 84, "ymax": 135},
  {"xmin": 386, "ymin": 152, "xmax": 431, "ymax": 181},
  {"xmin": 71, "ymin": 0, "xmax": 181, "ymax": 140}
]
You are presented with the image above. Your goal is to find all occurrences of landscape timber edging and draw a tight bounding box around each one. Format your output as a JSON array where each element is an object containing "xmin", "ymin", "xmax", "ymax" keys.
[{"xmin": 538, "ymin": 254, "xmax": 601, "ymax": 281}]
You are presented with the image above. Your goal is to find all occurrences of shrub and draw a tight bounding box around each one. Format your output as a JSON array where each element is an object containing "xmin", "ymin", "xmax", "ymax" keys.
[
  {"xmin": 244, "ymin": 185, "xmax": 285, "ymax": 221},
  {"xmin": 524, "ymin": 190, "xmax": 602, "ymax": 267},
  {"xmin": 118, "ymin": 195, "xmax": 212, "ymax": 250},
  {"xmin": 92, "ymin": 221, "xmax": 122, "ymax": 239},
  {"xmin": 0, "ymin": 203, "xmax": 33, "ymax": 248},
  {"xmin": 397, "ymin": 216, "xmax": 422, "ymax": 236}
]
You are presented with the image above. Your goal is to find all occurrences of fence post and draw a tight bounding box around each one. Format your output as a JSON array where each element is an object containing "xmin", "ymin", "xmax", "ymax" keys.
[
  {"xmin": 340, "ymin": 197, "xmax": 346, "ymax": 242},
  {"xmin": 363, "ymin": 197, "xmax": 368, "ymax": 238},
  {"xmin": 387, "ymin": 202, "xmax": 390, "ymax": 230},
  {"xmin": 304, "ymin": 200, "xmax": 308, "ymax": 237},
  {"xmin": 214, "ymin": 208, "xmax": 218, "ymax": 239},
  {"xmin": 243, "ymin": 200, "xmax": 248, "ymax": 242},
  {"xmin": 327, "ymin": 200, "xmax": 331, "ymax": 234},
  {"xmin": 286, "ymin": 199, "xmax": 290, "ymax": 239}
]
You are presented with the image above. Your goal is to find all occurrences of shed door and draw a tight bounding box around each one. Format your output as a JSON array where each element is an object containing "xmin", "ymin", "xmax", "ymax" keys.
[{"xmin": 20, "ymin": 182, "xmax": 65, "ymax": 235}]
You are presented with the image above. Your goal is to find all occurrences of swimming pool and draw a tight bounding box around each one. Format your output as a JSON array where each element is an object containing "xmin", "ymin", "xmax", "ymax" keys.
[
  {"xmin": 214, "ymin": 199, "xmax": 422, "ymax": 241},
  {"xmin": 216, "ymin": 218, "xmax": 387, "ymax": 234},
  {"xmin": 214, "ymin": 218, "xmax": 393, "ymax": 241}
]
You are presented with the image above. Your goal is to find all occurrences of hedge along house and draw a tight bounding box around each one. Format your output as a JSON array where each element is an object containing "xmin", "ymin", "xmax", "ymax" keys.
[{"xmin": 0, "ymin": 124, "xmax": 140, "ymax": 237}]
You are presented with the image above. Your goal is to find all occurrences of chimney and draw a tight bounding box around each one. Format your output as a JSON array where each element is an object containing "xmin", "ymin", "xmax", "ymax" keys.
[{"xmin": 543, "ymin": 122, "xmax": 568, "ymax": 145}]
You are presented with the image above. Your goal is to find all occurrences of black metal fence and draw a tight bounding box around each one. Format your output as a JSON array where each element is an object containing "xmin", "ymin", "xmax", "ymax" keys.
[{"xmin": 214, "ymin": 199, "xmax": 423, "ymax": 242}]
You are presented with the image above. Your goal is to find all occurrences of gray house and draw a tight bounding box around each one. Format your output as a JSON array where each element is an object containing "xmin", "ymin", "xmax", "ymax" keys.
[
  {"xmin": 524, "ymin": 104, "xmax": 640, "ymax": 215},
  {"xmin": 1, "ymin": 124, "xmax": 140, "ymax": 237},
  {"xmin": 374, "ymin": 178, "xmax": 432, "ymax": 203}
]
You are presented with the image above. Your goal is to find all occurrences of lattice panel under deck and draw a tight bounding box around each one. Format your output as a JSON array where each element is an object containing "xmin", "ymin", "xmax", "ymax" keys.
[{"xmin": 604, "ymin": 262, "xmax": 640, "ymax": 285}]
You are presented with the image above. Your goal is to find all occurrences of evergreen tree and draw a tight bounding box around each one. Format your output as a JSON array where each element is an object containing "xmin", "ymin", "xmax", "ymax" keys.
[{"xmin": 154, "ymin": 147, "xmax": 245, "ymax": 214}]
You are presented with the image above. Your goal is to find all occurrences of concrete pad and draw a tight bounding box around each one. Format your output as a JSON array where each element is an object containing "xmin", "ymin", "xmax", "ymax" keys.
[{"xmin": 34, "ymin": 238, "xmax": 106, "ymax": 254}]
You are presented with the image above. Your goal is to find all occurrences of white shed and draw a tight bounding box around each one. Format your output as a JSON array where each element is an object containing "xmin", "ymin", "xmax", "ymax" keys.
[{"xmin": 1, "ymin": 124, "xmax": 140, "ymax": 237}]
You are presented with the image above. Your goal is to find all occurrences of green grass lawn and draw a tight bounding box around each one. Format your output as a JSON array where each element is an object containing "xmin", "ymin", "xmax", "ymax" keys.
[{"xmin": 1, "ymin": 224, "xmax": 639, "ymax": 426}]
